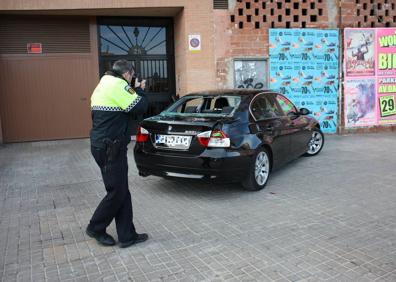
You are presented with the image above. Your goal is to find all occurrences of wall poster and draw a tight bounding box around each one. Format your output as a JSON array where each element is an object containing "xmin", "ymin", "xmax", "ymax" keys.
[
  {"xmin": 344, "ymin": 29, "xmax": 375, "ymax": 76},
  {"xmin": 269, "ymin": 28, "xmax": 339, "ymax": 133},
  {"xmin": 344, "ymin": 28, "xmax": 396, "ymax": 127}
]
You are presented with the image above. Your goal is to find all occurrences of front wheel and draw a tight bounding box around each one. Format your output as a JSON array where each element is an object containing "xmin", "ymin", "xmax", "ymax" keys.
[
  {"xmin": 305, "ymin": 128, "xmax": 324, "ymax": 156},
  {"xmin": 242, "ymin": 148, "xmax": 271, "ymax": 191}
]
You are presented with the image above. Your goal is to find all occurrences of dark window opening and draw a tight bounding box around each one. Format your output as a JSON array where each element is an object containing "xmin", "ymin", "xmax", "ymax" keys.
[
  {"xmin": 262, "ymin": 2, "xmax": 266, "ymax": 9},
  {"xmin": 98, "ymin": 17, "xmax": 175, "ymax": 121},
  {"xmin": 302, "ymin": 21, "xmax": 306, "ymax": 28},
  {"xmin": 294, "ymin": 15, "xmax": 299, "ymax": 22},
  {"xmin": 263, "ymin": 15, "xmax": 267, "ymax": 22},
  {"xmin": 370, "ymin": 9, "xmax": 374, "ymax": 16},
  {"xmin": 255, "ymin": 8, "xmax": 259, "ymax": 16},
  {"xmin": 363, "ymin": 3, "xmax": 367, "ymax": 9},
  {"xmin": 246, "ymin": 2, "xmax": 251, "ymax": 9},
  {"xmin": 247, "ymin": 15, "xmax": 252, "ymax": 22},
  {"xmin": 286, "ymin": 21, "xmax": 291, "ymax": 28},
  {"xmin": 302, "ymin": 9, "xmax": 307, "ymax": 16},
  {"xmin": 277, "ymin": 2, "xmax": 282, "ymax": 9},
  {"xmin": 310, "ymin": 2, "xmax": 315, "ymax": 9},
  {"xmin": 385, "ymin": 10, "xmax": 389, "ymax": 16},
  {"xmin": 310, "ymin": 15, "xmax": 317, "ymax": 22},
  {"xmin": 293, "ymin": 3, "xmax": 299, "ymax": 9},
  {"xmin": 385, "ymin": 22, "xmax": 390, "ymax": 27},
  {"xmin": 230, "ymin": 15, "xmax": 235, "ymax": 22},
  {"xmin": 378, "ymin": 3, "xmax": 382, "ymax": 9},
  {"xmin": 271, "ymin": 21, "xmax": 275, "ymax": 28},
  {"xmin": 255, "ymin": 22, "xmax": 260, "ymax": 29},
  {"xmin": 364, "ymin": 15, "xmax": 368, "ymax": 22},
  {"xmin": 318, "ymin": 9, "xmax": 323, "ymax": 16},
  {"xmin": 271, "ymin": 9, "xmax": 274, "ymax": 16},
  {"xmin": 239, "ymin": 22, "xmax": 243, "ymax": 28},
  {"xmin": 238, "ymin": 8, "xmax": 243, "ymax": 16},
  {"xmin": 286, "ymin": 9, "xmax": 291, "ymax": 16},
  {"xmin": 278, "ymin": 15, "xmax": 282, "ymax": 22}
]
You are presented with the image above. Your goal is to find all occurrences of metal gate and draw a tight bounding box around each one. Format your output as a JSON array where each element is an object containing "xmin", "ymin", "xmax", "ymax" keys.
[{"xmin": 97, "ymin": 17, "xmax": 175, "ymax": 118}]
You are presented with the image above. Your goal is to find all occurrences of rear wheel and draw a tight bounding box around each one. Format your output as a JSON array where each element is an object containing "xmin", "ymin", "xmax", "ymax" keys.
[
  {"xmin": 305, "ymin": 128, "xmax": 324, "ymax": 156},
  {"xmin": 242, "ymin": 148, "xmax": 271, "ymax": 191}
]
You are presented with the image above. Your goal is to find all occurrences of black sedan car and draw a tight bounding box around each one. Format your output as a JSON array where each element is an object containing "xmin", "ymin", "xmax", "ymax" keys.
[{"xmin": 134, "ymin": 90, "xmax": 324, "ymax": 191}]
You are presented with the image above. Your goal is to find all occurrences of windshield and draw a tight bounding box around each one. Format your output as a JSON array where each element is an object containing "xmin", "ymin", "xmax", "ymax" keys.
[{"xmin": 161, "ymin": 95, "xmax": 241, "ymax": 117}]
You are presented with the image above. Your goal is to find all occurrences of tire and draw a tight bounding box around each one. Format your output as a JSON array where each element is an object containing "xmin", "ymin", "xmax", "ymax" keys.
[
  {"xmin": 304, "ymin": 128, "xmax": 324, "ymax": 156},
  {"xmin": 242, "ymin": 148, "xmax": 271, "ymax": 191}
]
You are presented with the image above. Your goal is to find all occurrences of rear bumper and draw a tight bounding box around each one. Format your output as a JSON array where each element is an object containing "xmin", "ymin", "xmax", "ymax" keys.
[{"xmin": 133, "ymin": 145, "xmax": 252, "ymax": 182}]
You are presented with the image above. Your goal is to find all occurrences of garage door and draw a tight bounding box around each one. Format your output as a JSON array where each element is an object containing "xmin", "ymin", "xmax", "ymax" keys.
[{"xmin": 0, "ymin": 16, "xmax": 98, "ymax": 142}]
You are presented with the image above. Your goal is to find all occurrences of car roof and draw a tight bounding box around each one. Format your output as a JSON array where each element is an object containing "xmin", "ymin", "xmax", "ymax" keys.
[{"xmin": 185, "ymin": 89, "xmax": 274, "ymax": 97}]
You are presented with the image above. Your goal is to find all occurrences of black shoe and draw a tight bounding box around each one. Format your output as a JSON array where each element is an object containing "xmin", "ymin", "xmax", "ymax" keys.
[
  {"xmin": 119, "ymin": 233, "xmax": 149, "ymax": 248},
  {"xmin": 86, "ymin": 227, "xmax": 116, "ymax": 246}
]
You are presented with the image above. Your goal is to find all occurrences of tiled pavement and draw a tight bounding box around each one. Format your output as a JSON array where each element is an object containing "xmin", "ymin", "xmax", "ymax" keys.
[{"xmin": 0, "ymin": 133, "xmax": 395, "ymax": 282}]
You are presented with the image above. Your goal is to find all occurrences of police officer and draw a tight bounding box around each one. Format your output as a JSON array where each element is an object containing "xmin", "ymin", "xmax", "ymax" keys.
[{"xmin": 86, "ymin": 60, "xmax": 149, "ymax": 248}]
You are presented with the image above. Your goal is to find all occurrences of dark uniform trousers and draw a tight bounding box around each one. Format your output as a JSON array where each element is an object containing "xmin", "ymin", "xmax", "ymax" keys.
[{"xmin": 88, "ymin": 145, "xmax": 136, "ymax": 243}]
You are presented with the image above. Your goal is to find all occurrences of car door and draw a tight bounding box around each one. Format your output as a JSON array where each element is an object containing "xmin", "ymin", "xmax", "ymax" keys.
[
  {"xmin": 249, "ymin": 94, "xmax": 291, "ymax": 169},
  {"xmin": 274, "ymin": 94, "xmax": 311, "ymax": 158}
]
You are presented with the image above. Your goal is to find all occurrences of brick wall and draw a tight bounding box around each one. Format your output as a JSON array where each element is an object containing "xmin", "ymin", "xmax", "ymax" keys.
[
  {"xmin": 215, "ymin": 0, "xmax": 396, "ymax": 133},
  {"xmin": 171, "ymin": 0, "xmax": 217, "ymax": 96},
  {"xmin": 341, "ymin": 0, "xmax": 396, "ymax": 28},
  {"xmin": 215, "ymin": 0, "xmax": 338, "ymax": 89},
  {"xmin": 340, "ymin": 0, "xmax": 396, "ymax": 133},
  {"xmin": 181, "ymin": 0, "xmax": 216, "ymax": 94}
]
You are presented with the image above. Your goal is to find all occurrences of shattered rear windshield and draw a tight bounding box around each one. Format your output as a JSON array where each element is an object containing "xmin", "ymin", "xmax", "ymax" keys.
[{"xmin": 161, "ymin": 95, "xmax": 241, "ymax": 117}]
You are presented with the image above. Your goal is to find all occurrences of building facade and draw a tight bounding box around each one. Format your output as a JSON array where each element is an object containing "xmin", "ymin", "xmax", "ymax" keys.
[{"xmin": 0, "ymin": 0, "xmax": 395, "ymax": 143}]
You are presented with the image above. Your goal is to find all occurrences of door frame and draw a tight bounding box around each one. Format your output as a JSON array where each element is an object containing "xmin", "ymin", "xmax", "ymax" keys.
[{"xmin": 96, "ymin": 17, "xmax": 175, "ymax": 103}]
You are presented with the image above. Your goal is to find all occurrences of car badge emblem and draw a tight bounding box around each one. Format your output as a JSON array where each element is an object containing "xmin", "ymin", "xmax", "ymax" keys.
[{"xmin": 168, "ymin": 125, "xmax": 172, "ymax": 131}]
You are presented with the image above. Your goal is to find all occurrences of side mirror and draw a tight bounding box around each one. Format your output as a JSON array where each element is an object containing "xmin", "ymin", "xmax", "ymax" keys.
[
  {"xmin": 287, "ymin": 111, "xmax": 299, "ymax": 120},
  {"xmin": 299, "ymin": 108, "xmax": 311, "ymax": 115}
]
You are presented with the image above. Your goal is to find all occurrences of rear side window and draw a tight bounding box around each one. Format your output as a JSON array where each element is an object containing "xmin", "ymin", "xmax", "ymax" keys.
[
  {"xmin": 275, "ymin": 94, "xmax": 297, "ymax": 116},
  {"xmin": 250, "ymin": 95, "xmax": 283, "ymax": 120},
  {"xmin": 162, "ymin": 95, "xmax": 241, "ymax": 117}
]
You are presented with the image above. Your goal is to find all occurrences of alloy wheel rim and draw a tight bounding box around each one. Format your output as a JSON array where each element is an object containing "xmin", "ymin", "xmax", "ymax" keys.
[
  {"xmin": 255, "ymin": 152, "xmax": 269, "ymax": 186},
  {"xmin": 308, "ymin": 131, "xmax": 323, "ymax": 154}
]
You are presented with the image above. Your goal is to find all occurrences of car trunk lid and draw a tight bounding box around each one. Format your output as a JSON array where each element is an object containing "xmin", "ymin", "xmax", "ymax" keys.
[{"xmin": 138, "ymin": 115, "xmax": 233, "ymax": 155}]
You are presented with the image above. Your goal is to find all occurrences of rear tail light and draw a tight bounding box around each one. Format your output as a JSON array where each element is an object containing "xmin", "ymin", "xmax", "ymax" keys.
[
  {"xmin": 136, "ymin": 126, "xmax": 149, "ymax": 142},
  {"xmin": 197, "ymin": 130, "xmax": 230, "ymax": 148}
]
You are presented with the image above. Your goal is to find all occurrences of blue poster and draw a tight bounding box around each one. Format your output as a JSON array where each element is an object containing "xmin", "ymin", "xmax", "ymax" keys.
[{"xmin": 269, "ymin": 29, "xmax": 340, "ymax": 133}]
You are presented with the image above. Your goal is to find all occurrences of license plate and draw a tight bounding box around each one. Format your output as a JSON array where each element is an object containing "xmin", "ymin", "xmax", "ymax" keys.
[{"xmin": 155, "ymin": 134, "xmax": 192, "ymax": 150}]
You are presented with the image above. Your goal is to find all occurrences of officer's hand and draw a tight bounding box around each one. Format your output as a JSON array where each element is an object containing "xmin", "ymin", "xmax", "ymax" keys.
[
  {"xmin": 134, "ymin": 79, "xmax": 141, "ymax": 89},
  {"xmin": 140, "ymin": 79, "xmax": 146, "ymax": 90}
]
